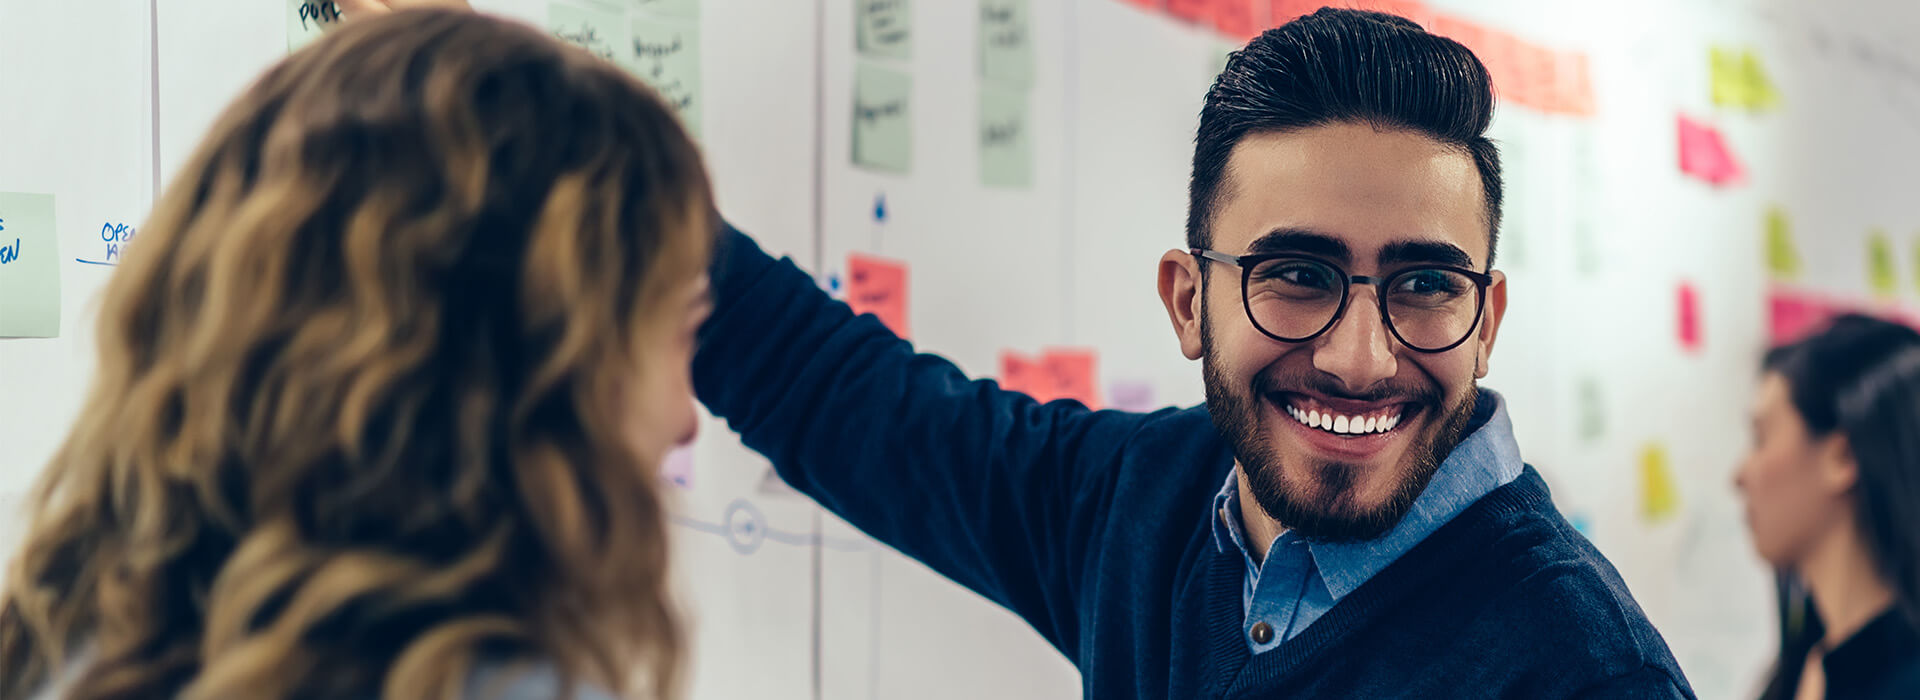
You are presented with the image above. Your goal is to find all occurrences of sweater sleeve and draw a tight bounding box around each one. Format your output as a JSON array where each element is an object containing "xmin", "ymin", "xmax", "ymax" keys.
[
  {"xmin": 690, "ymin": 225, "xmax": 1140, "ymax": 658},
  {"xmin": 1570, "ymin": 664, "xmax": 1694, "ymax": 700}
]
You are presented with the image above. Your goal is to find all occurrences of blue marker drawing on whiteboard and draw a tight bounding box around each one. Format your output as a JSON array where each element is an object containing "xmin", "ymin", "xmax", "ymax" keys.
[
  {"xmin": 871, "ymin": 192, "xmax": 888, "ymax": 249},
  {"xmin": 0, "ymin": 238, "xmax": 18, "ymax": 265},
  {"xmin": 77, "ymin": 222, "xmax": 135, "ymax": 266}
]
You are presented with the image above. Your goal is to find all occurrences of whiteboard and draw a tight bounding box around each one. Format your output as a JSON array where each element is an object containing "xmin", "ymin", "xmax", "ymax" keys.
[{"xmin": 6, "ymin": 1, "xmax": 1920, "ymax": 699}]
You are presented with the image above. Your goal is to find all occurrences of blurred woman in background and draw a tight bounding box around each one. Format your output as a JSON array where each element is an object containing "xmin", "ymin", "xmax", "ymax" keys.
[
  {"xmin": 0, "ymin": 8, "xmax": 713, "ymax": 699},
  {"xmin": 1738, "ymin": 314, "xmax": 1920, "ymax": 700}
]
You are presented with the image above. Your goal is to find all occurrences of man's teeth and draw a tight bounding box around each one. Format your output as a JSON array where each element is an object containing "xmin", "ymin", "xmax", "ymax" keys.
[{"xmin": 1285, "ymin": 404, "xmax": 1403, "ymax": 436}]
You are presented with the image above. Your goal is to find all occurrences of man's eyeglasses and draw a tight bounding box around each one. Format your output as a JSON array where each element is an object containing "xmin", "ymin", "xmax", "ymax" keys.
[{"xmin": 1191, "ymin": 249, "xmax": 1494, "ymax": 353}]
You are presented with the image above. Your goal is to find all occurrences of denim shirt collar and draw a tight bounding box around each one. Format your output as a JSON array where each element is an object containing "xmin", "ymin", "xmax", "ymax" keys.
[{"xmin": 1210, "ymin": 387, "xmax": 1525, "ymax": 600}]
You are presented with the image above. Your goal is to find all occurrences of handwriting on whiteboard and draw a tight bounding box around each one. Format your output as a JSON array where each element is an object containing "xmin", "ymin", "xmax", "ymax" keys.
[
  {"xmin": 298, "ymin": 2, "xmax": 343, "ymax": 32},
  {"xmin": 76, "ymin": 222, "xmax": 135, "ymax": 267}
]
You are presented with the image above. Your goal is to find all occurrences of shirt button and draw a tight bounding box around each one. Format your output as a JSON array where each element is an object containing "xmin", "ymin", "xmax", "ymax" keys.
[{"xmin": 1250, "ymin": 621, "xmax": 1274, "ymax": 645}]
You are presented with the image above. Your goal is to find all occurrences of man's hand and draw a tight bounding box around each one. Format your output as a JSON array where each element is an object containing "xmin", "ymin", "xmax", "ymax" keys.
[{"xmin": 336, "ymin": 0, "xmax": 473, "ymax": 18}]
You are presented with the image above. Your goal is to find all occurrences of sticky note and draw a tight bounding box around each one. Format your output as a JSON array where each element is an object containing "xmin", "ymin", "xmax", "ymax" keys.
[
  {"xmin": 0, "ymin": 192, "xmax": 62, "ymax": 338},
  {"xmin": 1042, "ymin": 349, "xmax": 1101, "ymax": 409},
  {"xmin": 1710, "ymin": 46, "xmax": 1780, "ymax": 112},
  {"xmin": 550, "ymin": 0, "xmax": 633, "ymax": 69},
  {"xmin": 847, "ymin": 253, "xmax": 910, "ymax": 338},
  {"xmin": 288, "ymin": 0, "xmax": 344, "ymax": 53},
  {"xmin": 1769, "ymin": 290, "xmax": 1842, "ymax": 346},
  {"xmin": 1868, "ymin": 229, "xmax": 1898, "ymax": 297},
  {"xmin": 979, "ymin": 84, "xmax": 1032, "ymax": 188},
  {"xmin": 1576, "ymin": 377, "xmax": 1605, "ymax": 443},
  {"xmin": 662, "ymin": 446, "xmax": 694, "ymax": 489},
  {"xmin": 1676, "ymin": 282, "xmax": 1702, "ymax": 353},
  {"xmin": 1212, "ymin": 0, "xmax": 1262, "ymax": 40},
  {"xmin": 635, "ymin": 0, "xmax": 700, "ymax": 18},
  {"xmin": 1166, "ymin": 0, "xmax": 1213, "ymax": 23},
  {"xmin": 1677, "ymin": 115, "xmax": 1743, "ymax": 187},
  {"xmin": 1640, "ymin": 442, "xmax": 1679, "ymax": 523},
  {"xmin": 1000, "ymin": 351, "xmax": 1042, "ymax": 396},
  {"xmin": 1107, "ymin": 380, "xmax": 1158, "ymax": 413},
  {"xmin": 1765, "ymin": 206, "xmax": 1800, "ymax": 281},
  {"xmin": 1552, "ymin": 52, "xmax": 1595, "ymax": 116},
  {"xmin": 856, "ymin": 0, "xmax": 912, "ymax": 59},
  {"xmin": 853, "ymin": 62, "xmax": 913, "ymax": 173},
  {"xmin": 979, "ymin": 0, "xmax": 1034, "ymax": 86},
  {"xmin": 629, "ymin": 14, "xmax": 703, "ymax": 137}
]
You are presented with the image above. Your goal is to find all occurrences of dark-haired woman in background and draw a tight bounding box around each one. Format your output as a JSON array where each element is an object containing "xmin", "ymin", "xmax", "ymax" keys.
[{"xmin": 1738, "ymin": 314, "xmax": 1920, "ymax": 700}]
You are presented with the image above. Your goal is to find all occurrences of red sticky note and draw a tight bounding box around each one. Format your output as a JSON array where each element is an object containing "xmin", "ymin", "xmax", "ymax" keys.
[
  {"xmin": 1767, "ymin": 290, "xmax": 1839, "ymax": 345},
  {"xmin": 1043, "ymin": 349, "xmax": 1102, "ymax": 409},
  {"xmin": 1000, "ymin": 351, "xmax": 1042, "ymax": 397},
  {"xmin": 1268, "ymin": 0, "xmax": 1322, "ymax": 24},
  {"xmin": 1677, "ymin": 115, "xmax": 1745, "ymax": 186},
  {"xmin": 1476, "ymin": 29, "xmax": 1524, "ymax": 104},
  {"xmin": 1677, "ymin": 282, "xmax": 1702, "ymax": 353},
  {"xmin": 1357, "ymin": 0, "xmax": 1436, "ymax": 27},
  {"xmin": 1512, "ymin": 40, "xmax": 1557, "ymax": 111},
  {"xmin": 847, "ymin": 253, "xmax": 910, "ymax": 339},
  {"xmin": 1213, "ymin": 0, "xmax": 1263, "ymax": 39},
  {"xmin": 1167, "ymin": 0, "xmax": 1214, "ymax": 23}
]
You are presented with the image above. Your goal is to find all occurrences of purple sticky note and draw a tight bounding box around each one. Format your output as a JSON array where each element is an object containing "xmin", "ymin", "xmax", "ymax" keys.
[
  {"xmin": 1107, "ymin": 380, "xmax": 1157, "ymax": 413},
  {"xmin": 662, "ymin": 447, "xmax": 694, "ymax": 489}
]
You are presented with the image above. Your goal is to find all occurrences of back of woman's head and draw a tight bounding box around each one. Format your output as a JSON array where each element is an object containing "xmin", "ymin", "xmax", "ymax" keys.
[
  {"xmin": 1765, "ymin": 315, "xmax": 1920, "ymax": 628},
  {"xmin": 0, "ymin": 9, "xmax": 711, "ymax": 699}
]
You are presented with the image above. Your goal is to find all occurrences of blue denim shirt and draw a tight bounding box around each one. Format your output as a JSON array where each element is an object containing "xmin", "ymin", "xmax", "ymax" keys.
[{"xmin": 1211, "ymin": 388, "xmax": 1525, "ymax": 653}]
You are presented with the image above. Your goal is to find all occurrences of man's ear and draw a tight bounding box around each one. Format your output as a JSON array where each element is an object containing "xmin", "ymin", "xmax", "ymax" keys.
[
  {"xmin": 1159, "ymin": 250, "xmax": 1205, "ymax": 361},
  {"xmin": 1474, "ymin": 270, "xmax": 1508, "ymax": 379}
]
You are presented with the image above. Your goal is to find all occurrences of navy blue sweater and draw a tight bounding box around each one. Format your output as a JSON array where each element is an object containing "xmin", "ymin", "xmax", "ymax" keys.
[{"xmin": 693, "ymin": 229, "xmax": 1694, "ymax": 698}]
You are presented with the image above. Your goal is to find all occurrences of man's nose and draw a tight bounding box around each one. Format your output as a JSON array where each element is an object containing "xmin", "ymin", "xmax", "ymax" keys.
[{"xmin": 1311, "ymin": 289, "xmax": 1398, "ymax": 393}]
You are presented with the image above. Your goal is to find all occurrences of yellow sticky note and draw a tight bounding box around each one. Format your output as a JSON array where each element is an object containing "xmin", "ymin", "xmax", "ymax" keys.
[
  {"xmin": 1765, "ymin": 206, "xmax": 1800, "ymax": 281},
  {"xmin": 1869, "ymin": 229, "xmax": 1898, "ymax": 297},
  {"xmin": 1640, "ymin": 443, "xmax": 1679, "ymax": 523},
  {"xmin": 1710, "ymin": 45, "xmax": 1780, "ymax": 111}
]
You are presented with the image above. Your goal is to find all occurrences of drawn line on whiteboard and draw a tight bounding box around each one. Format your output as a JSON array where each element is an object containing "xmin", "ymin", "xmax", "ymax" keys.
[
  {"xmin": 75, "ymin": 259, "xmax": 118, "ymax": 267},
  {"xmin": 669, "ymin": 497, "xmax": 870, "ymax": 555}
]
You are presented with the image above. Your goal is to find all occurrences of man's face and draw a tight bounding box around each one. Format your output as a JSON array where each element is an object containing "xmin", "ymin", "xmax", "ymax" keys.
[{"xmin": 1162, "ymin": 122, "xmax": 1507, "ymax": 542}]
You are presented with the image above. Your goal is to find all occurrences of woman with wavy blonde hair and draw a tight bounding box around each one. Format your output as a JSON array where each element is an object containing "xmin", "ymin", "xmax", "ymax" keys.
[{"xmin": 0, "ymin": 7, "xmax": 712, "ymax": 699}]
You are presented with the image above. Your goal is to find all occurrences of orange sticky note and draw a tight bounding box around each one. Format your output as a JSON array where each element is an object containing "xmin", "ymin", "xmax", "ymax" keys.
[
  {"xmin": 1000, "ymin": 350, "xmax": 1042, "ymax": 396},
  {"xmin": 1212, "ymin": 0, "xmax": 1263, "ymax": 39},
  {"xmin": 1042, "ymin": 349, "xmax": 1102, "ymax": 409},
  {"xmin": 1268, "ymin": 0, "xmax": 1321, "ymax": 24},
  {"xmin": 1512, "ymin": 40, "xmax": 1557, "ymax": 111},
  {"xmin": 1166, "ymin": 0, "xmax": 1214, "ymax": 23},
  {"xmin": 1550, "ymin": 51, "xmax": 1595, "ymax": 116},
  {"xmin": 1356, "ymin": 0, "xmax": 1435, "ymax": 27},
  {"xmin": 847, "ymin": 253, "xmax": 910, "ymax": 339}
]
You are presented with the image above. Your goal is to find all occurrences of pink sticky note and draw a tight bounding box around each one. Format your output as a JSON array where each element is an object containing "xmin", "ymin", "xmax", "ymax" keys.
[
  {"xmin": 1212, "ymin": 0, "xmax": 1263, "ymax": 39},
  {"xmin": 1000, "ymin": 351, "xmax": 1042, "ymax": 397},
  {"xmin": 847, "ymin": 253, "xmax": 910, "ymax": 340},
  {"xmin": 1677, "ymin": 115, "xmax": 1744, "ymax": 186},
  {"xmin": 1512, "ymin": 40, "xmax": 1557, "ymax": 111},
  {"xmin": 1042, "ymin": 349, "xmax": 1102, "ymax": 409},
  {"xmin": 662, "ymin": 447, "xmax": 694, "ymax": 489},
  {"xmin": 1677, "ymin": 282, "xmax": 1702, "ymax": 353},
  {"xmin": 1108, "ymin": 380, "xmax": 1158, "ymax": 412},
  {"xmin": 1167, "ymin": 0, "xmax": 1214, "ymax": 23},
  {"xmin": 1768, "ymin": 288, "xmax": 1851, "ymax": 346}
]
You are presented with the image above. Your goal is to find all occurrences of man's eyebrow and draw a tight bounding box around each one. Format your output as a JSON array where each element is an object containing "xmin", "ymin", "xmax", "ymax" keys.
[
  {"xmin": 1378, "ymin": 240, "xmax": 1476, "ymax": 269},
  {"xmin": 1246, "ymin": 229, "xmax": 1351, "ymax": 264}
]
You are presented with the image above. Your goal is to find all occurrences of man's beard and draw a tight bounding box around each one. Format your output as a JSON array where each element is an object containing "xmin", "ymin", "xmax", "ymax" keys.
[{"xmin": 1200, "ymin": 308, "xmax": 1479, "ymax": 543}]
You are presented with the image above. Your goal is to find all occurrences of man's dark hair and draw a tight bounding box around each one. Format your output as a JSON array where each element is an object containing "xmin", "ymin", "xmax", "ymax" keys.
[{"xmin": 1187, "ymin": 8, "xmax": 1503, "ymax": 267}]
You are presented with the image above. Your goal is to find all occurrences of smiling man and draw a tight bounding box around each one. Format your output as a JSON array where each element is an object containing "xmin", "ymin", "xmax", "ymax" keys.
[{"xmin": 698, "ymin": 9, "xmax": 1691, "ymax": 699}]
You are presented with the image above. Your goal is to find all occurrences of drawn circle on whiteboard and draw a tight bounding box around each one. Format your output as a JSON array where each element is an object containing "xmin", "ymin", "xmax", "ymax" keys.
[{"xmin": 723, "ymin": 498, "xmax": 768, "ymax": 555}]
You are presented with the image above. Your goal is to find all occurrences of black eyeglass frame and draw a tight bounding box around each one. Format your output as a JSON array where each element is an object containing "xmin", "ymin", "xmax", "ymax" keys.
[{"xmin": 1190, "ymin": 248, "xmax": 1496, "ymax": 354}]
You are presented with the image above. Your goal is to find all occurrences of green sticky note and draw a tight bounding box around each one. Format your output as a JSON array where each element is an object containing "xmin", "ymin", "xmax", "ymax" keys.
[
  {"xmin": 979, "ymin": 0, "xmax": 1033, "ymax": 86},
  {"xmin": 635, "ymin": 0, "xmax": 699, "ymax": 18},
  {"xmin": 1870, "ymin": 229, "xmax": 1899, "ymax": 297},
  {"xmin": 550, "ymin": 1, "xmax": 633, "ymax": 70},
  {"xmin": 853, "ymin": 62, "xmax": 912, "ymax": 174},
  {"xmin": 0, "ymin": 192, "xmax": 62, "ymax": 338},
  {"xmin": 1576, "ymin": 378, "xmax": 1605, "ymax": 444},
  {"xmin": 630, "ymin": 14, "xmax": 702, "ymax": 138},
  {"xmin": 979, "ymin": 84, "xmax": 1031, "ymax": 188},
  {"xmin": 856, "ymin": 0, "xmax": 911, "ymax": 59},
  {"xmin": 1765, "ymin": 206, "xmax": 1800, "ymax": 280},
  {"xmin": 288, "ymin": 0, "xmax": 345, "ymax": 53},
  {"xmin": 1710, "ymin": 45, "xmax": 1780, "ymax": 111}
]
